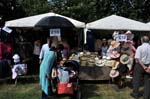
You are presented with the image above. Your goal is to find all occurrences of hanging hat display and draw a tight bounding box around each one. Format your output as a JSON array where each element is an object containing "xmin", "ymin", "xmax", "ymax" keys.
[
  {"xmin": 125, "ymin": 31, "xmax": 134, "ymax": 40},
  {"xmin": 112, "ymin": 61, "xmax": 120, "ymax": 70},
  {"xmin": 121, "ymin": 44, "xmax": 131, "ymax": 55},
  {"xmin": 110, "ymin": 40, "xmax": 120, "ymax": 49},
  {"xmin": 109, "ymin": 69, "xmax": 119, "ymax": 78},
  {"xmin": 120, "ymin": 54, "xmax": 130, "ymax": 64},
  {"xmin": 109, "ymin": 51, "xmax": 120, "ymax": 59}
]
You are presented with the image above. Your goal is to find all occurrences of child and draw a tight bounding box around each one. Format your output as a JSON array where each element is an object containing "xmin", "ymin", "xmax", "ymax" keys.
[{"xmin": 11, "ymin": 54, "xmax": 27, "ymax": 85}]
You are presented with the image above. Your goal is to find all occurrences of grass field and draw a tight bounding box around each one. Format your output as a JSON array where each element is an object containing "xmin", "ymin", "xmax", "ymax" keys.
[{"xmin": 0, "ymin": 80, "xmax": 144, "ymax": 99}]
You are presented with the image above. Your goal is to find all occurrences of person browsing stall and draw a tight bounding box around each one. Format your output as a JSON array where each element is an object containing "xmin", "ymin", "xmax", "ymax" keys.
[
  {"xmin": 39, "ymin": 46, "xmax": 57, "ymax": 99},
  {"xmin": 39, "ymin": 37, "xmax": 53, "ymax": 64},
  {"xmin": 131, "ymin": 36, "xmax": 150, "ymax": 99}
]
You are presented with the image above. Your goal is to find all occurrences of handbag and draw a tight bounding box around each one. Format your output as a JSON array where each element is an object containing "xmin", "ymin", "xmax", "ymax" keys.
[{"xmin": 57, "ymin": 82, "xmax": 73, "ymax": 95}]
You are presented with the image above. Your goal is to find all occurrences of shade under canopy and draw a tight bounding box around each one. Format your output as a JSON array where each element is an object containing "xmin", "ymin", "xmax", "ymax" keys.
[
  {"xmin": 86, "ymin": 15, "xmax": 150, "ymax": 31},
  {"xmin": 5, "ymin": 12, "xmax": 85, "ymax": 28}
]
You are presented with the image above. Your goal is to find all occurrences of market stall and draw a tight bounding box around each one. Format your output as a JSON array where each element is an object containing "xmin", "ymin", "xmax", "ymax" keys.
[
  {"xmin": 77, "ymin": 15, "xmax": 150, "ymax": 80},
  {"xmin": 3, "ymin": 12, "xmax": 85, "ymax": 76}
]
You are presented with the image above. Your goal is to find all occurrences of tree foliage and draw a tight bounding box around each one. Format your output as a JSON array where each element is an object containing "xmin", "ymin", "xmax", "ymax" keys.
[
  {"xmin": 48, "ymin": 0, "xmax": 150, "ymax": 22},
  {"xmin": 1, "ymin": 0, "xmax": 150, "ymax": 22}
]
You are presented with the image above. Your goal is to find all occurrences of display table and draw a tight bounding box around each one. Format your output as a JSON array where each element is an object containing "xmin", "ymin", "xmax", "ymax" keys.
[{"xmin": 79, "ymin": 66, "xmax": 111, "ymax": 80}]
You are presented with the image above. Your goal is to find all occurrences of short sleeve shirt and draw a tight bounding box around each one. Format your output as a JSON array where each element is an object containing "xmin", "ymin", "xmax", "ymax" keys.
[
  {"xmin": 39, "ymin": 44, "xmax": 50, "ymax": 60},
  {"xmin": 135, "ymin": 43, "xmax": 150, "ymax": 64}
]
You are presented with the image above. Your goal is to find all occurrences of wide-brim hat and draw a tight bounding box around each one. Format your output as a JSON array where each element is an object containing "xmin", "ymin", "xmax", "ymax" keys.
[
  {"xmin": 80, "ymin": 60, "xmax": 87, "ymax": 66},
  {"xmin": 125, "ymin": 31, "xmax": 134, "ymax": 40},
  {"xmin": 79, "ymin": 52, "xmax": 84, "ymax": 57},
  {"xmin": 120, "ymin": 54, "xmax": 130, "ymax": 64},
  {"xmin": 125, "ymin": 40, "xmax": 134, "ymax": 44},
  {"xmin": 110, "ymin": 51, "xmax": 120, "ymax": 59},
  {"xmin": 111, "ymin": 41, "xmax": 120, "ymax": 49},
  {"xmin": 112, "ymin": 61, "xmax": 120, "ymax": 70},
  {"xmin": 80, "ymin": 57, "xmax": 87, "ymax": 61},
  {"xmin": 109, "ymin": 69, "xmax": 119, "ymax": 78},
  {"xmin": 85, "ymin": 51, "xmax": 91, "ymax": 56},
  {"xmin": 95, "ymin": 59, "xmax": 105, "ymax": 67},
  {"xmin": 104, "ymin": 60, "xmax": 116, "ymax": 67},
  {"xmin": 121, "ymin": 44, "xmax": 131, "ymax": 55},
  {"xmin": 106, "ymin": 56, "xmax": 111, "ymax": 60}
]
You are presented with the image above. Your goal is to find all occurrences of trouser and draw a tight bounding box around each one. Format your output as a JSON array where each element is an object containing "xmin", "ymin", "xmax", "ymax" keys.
[
  {"xmin": 41, "ymin": 91, "xmax": 48, "ymax": 99},
  {"xmin": 132, "ymin": 63, "xmax": 150, "ymax": 99},
  {"xmin": 144, "ymin": 73, "xmax": 150, "ymax": 99}
]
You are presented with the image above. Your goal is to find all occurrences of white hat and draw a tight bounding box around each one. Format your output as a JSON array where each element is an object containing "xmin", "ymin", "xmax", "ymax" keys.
[
  {"xmin": 95, "ymin": 59, "xmax": 105, "ymax": 67},
  {"xmin": 109, "ymin": 69, "xmax": 119, "ymax": 78},
  {"xmin": 13, "ymin": 54, "xmax": 20, "ymax": 63}
]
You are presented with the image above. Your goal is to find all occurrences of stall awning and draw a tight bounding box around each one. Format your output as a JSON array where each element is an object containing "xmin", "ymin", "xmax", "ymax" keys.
[
  {"xmin": 86, "ymin": 15, "xmax": 150, "ymax": 31},
  {"xmin": 5, "ymin": 12, "xmax": 85, "ymax": 28}
]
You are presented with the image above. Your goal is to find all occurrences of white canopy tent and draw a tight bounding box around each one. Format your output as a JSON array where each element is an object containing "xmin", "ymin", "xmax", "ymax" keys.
[
  {"xmin": 84, "ymin": 15, "xmax": 150, "ymax": 44},
  {"xmin": 147, "ymin": 22, "xmax": 150, "ymax": 25},
  {"xmin": 86, "ymin": 15, "xmax": 150, "ymax": 31},
  {"xmin": 5, "ymin": 12, "xmax": 85, "ymax": 28}
]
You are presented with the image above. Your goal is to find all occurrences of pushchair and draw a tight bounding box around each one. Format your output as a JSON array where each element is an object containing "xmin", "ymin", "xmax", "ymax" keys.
[{"xmin": 51, "ymin": 60, "xmax": 82, "ymax": 99}]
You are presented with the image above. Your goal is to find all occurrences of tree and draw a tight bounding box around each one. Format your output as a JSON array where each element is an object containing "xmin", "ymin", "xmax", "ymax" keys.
[
  {"xmin": 0, "ymin": 0, "xmax": 25, "ymax": 21},
  {"xmin": 47, "ymin": 0, "xmax": 150, "ymax": 22}
]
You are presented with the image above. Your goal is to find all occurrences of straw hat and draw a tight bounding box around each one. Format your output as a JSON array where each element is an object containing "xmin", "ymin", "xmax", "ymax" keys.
[
  {"xmin": 111, "ymin": 41, "xmax": 120, "ymax": 49},
  {"xmin": 121, "ymin": 44, "xmax": 131, "ymax": 55},
  {"xmin": 125, "ymin": 40, "xmax": 134, "ymax": 45},
  {"xmin": 106, "ymin": 56, "xmax": 111, "ymax": 60},
  {"xmin": 104, "ymin": 60, "xmax": 116, "ymax": 67},
  {"xmin": 85, "ymin": 51, "xmax": 91, "ymax": 56},
  {"xmin": 110, "ymin": 51, "xmax": 120, "ymax": 59},
  {"xmin": 120, "ymin": 54, "xmax": 130, "ymax": 64},
  {"xmin": 112, "ymin": 61, "xmax": 120, "ymax": 70},
  {"xmin": 95, "ymin": 59, "xmax": 105, "ymax": 67},
  {"xmin": 79, "ymin": 52, "xmax": 84, "ymax": 57},
  {"xmin": 80, "ymin": 61, "xmax": 87, "ymax": 66},
  {"xmin": 109, "ymin": 69, "xmax": 119, "ymax": 78},
  {"xmin": 125, "ymin": 31, "xmax": 134, "ymax": 40},
  {"xmin": 80, "ymin": 57, "xmax": 87, "ymax": 61}
]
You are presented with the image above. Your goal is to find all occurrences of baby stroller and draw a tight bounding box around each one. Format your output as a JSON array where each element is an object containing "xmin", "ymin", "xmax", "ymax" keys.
[{"xmin": 51, "ymin": 60, "xmax": 82, "ymax": 99}]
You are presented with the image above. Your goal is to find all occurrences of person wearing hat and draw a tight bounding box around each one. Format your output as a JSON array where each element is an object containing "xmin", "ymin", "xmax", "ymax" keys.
[
  {"xmin": 131, "ymin": 36, "xmax": 150, "ymax": 99},
  {"xmin": 101, "ymin": 39, "xmax": 108, "ymax": 57},
  {"xmin": 11, "ymin": 54, "xmax": 27, "ymax": 85}
]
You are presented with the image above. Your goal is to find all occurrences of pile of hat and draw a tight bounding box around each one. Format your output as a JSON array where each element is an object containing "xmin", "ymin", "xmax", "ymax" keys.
[
  {"xmin": 79, "ymin": 51, "xmax": 99, "ymax": 67},
  {"xmin": 108, "ymin": 31, "xmax": 135, "ymax": 78}
]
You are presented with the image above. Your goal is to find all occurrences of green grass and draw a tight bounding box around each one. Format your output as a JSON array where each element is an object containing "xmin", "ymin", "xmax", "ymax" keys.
[
  {"xmin": 0, "ymin": 83, "xmax": 41, "ymax": 99},
  {"xmin": 0, "ymin": 81, "xmax": 143, "ymax": 99}
]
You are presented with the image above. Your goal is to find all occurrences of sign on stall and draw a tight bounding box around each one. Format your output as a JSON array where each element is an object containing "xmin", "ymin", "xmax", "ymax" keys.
[
  {"xmin": 49, "ymin": 29, "xmax": 61, "ymax": 36},
  {"xmin": 116, "ymin": 34, "xmax": 127, "ymax": 42}
]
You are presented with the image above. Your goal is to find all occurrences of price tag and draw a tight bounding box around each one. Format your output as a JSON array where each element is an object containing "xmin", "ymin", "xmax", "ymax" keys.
[
  {"xmin": 116, "ymin": 34, "xmax": 127, "ymax": 41},
  {"xmin": 49, "ymin": 29, "xmax": 61, "ymax": 36}
]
